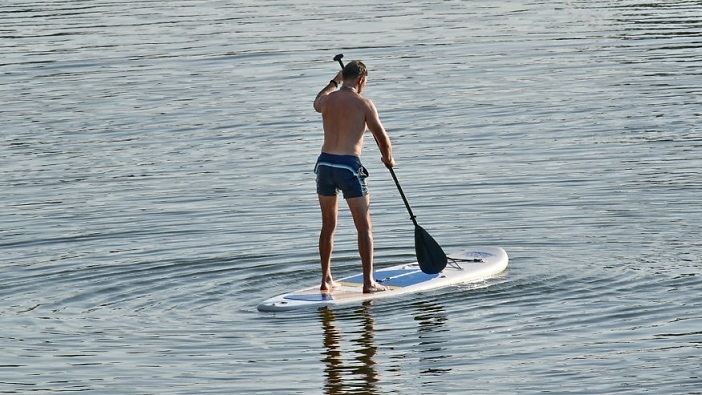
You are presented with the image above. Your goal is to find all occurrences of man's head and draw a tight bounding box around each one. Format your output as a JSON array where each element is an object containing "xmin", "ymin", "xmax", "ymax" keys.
[
  {"xmin": 342, "ymin": 60, "xmax": 368, "ymax": 81},
  {"xmin": 341, "ymin": 60, "xmax": 368, "ymax": 92}
]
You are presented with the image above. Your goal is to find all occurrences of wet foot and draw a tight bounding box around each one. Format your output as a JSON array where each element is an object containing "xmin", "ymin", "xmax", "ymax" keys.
[{"xmin": 363, "ymin": 283, "xmax": 388, "ymax": 294}]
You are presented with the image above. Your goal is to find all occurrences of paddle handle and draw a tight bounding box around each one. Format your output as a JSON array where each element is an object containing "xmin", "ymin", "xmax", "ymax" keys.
[
  {"xmin": 388, "ymin": 167, "xmax": 418, "ymax": 226},
  {"xmin": 333, "ymin": 53, "xmax": 344, "ymax": 70}
]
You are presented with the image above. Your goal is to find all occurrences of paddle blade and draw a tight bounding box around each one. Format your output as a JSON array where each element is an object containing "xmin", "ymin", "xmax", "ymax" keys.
[{"xmin": 414, "ymin": 225, "xmax": 447, "ymax": 274}]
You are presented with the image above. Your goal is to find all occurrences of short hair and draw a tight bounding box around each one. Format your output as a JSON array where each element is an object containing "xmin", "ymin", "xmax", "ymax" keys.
[{"xmin": 342, "ymin": 60, "xmax": 368, "ymax": 80}]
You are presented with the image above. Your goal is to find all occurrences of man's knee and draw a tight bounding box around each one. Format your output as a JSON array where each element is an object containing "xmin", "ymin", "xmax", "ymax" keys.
[{"xmin": 321, "ymin": 221, "xmax": 336, "ymax": 232}]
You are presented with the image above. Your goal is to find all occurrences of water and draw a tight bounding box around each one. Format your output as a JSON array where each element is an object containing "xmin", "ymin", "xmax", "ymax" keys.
[{"xmin": 2, "ymin": 0, "xmax": 701, "ymax": 393}]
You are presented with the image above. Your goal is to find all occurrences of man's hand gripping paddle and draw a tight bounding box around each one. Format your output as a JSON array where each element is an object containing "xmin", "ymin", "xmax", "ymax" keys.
[{"xmin": 331, "ymin": 54, "xmax": 448, "ymax": 274}]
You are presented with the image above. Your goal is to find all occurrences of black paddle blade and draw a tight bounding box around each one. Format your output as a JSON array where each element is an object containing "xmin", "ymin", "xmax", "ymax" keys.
[{"xmin": 414, "ymin": 225, "xmax": 447, "ymax": 274}]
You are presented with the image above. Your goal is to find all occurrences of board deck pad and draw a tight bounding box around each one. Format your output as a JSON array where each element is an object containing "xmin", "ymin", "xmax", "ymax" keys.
[
  {"xmin": 342, "ymin": 269, "xmax": 441, "ymax": 287},
  {"xmin": 257, "ymin": 246, "xmax": 508, "ymax": 312}
]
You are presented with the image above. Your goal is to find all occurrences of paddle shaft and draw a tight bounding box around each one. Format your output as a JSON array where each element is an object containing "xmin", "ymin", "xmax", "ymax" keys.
[{"xmin": 388, "ymin": 167, "xmax": 418, "ymax": 226}]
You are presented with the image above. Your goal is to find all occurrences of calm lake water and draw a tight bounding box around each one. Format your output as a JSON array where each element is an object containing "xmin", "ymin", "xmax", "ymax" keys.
[{"xmin": 2, "ymin": 0, "xmax": 701, "ymax": 393}]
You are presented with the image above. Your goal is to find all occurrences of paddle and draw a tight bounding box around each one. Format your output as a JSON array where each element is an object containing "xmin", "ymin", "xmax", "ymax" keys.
[{"xmin": 331, "ymin": 54, "xmax": 448, "ymax": 274}]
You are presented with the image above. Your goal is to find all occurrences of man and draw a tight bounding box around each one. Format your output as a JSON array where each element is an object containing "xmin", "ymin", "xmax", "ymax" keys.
[{"xmin": 313, "ymin": 60, "xmax": 395, "ymax": 294}]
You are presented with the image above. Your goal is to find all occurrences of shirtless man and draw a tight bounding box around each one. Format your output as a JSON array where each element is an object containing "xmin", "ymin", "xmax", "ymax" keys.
[{"xmin": 313, "ymin": 60, "xmax": 395, "ymax": 294}]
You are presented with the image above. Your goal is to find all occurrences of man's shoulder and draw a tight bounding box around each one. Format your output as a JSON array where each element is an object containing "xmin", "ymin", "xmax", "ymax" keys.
[{"xmin": 360, "ymin": 95, "xmax": 377, "ymax": 111}]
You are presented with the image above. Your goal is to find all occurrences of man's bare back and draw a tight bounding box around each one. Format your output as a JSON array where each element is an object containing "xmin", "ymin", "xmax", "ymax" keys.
[
  {"xmin": 314, "ymin": 70, "xmax": 393, "ymax": 167},
  {"xmin": 318, "ymin": 89, "xmax": 369, "ymax": 157}
]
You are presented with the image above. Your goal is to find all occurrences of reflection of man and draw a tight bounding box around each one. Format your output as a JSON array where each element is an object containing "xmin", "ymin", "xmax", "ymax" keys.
[
  {"xmin": 319, "ymin": 304, "xmax": 379, "ymax": 394},
  {"xmin": 313, "ymin": 60, "xmax": 395, "ymax": 294}
]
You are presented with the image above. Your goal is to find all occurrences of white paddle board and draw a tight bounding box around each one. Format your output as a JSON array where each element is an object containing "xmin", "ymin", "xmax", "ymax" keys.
[{"xmin": 257, "ymin": 246, "xmax": 508, "ymax": 312}]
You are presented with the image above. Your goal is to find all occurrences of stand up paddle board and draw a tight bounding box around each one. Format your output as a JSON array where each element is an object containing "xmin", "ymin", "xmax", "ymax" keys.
[{"xmin": 257, "ymin": 246, "xmax": 508, "ymax": 312}]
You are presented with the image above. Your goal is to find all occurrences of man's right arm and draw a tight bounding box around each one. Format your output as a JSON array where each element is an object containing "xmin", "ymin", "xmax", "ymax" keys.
[{"xmin": 314, "ymin": 73, "xmax": 343, "ymax": 112}]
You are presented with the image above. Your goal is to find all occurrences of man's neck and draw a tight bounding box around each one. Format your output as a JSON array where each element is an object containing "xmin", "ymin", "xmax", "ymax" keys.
[{"xmin": 340, "ymin": 84, "xmax": 357, "ymax": 92}]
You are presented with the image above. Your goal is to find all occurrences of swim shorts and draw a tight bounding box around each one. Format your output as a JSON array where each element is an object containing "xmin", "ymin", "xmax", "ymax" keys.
[{"xmin": 314, "ymin": 152, "xmax": 369, "ymax": 199}]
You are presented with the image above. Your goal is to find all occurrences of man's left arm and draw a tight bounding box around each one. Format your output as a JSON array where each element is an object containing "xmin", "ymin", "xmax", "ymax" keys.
[{"xmin": 366, "ymin": 100, "xmax": 395, "ymax": 168}]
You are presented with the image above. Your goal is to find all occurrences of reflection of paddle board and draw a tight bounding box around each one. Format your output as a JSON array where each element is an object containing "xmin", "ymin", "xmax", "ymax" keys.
[{"xmin": 257, "ymin": 246, "xmax": 508, "ymax": 312}]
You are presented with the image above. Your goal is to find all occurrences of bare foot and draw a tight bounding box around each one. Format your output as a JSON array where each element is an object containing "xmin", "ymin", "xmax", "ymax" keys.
[
  {"xmin": 320, "ymin": 280, "xmax": 342, "ymax": 292},
  {"xmin": 363, "ymin": 283, "xmax": 388, "ymax": 294}
]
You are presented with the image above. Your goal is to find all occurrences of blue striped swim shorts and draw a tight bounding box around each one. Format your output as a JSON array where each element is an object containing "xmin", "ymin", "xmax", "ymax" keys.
[{"xmin": 314, "ymin": 153, "xmax": 369, "ymax": 199}]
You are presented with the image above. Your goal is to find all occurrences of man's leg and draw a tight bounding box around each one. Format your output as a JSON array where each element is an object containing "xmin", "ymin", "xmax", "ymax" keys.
[
  {"xmin": 346, "ymin": 195, "xmax": 385, "ymax": 293},
  {"xmin": 318, "ymin": 194, "xmax": 338, "ymax": 291}
]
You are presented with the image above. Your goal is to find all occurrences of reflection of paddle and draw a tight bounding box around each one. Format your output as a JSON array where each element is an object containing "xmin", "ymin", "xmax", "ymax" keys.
[{"xmin": 331, "ymin": 53, "xmax": 447, "ymax": 274}]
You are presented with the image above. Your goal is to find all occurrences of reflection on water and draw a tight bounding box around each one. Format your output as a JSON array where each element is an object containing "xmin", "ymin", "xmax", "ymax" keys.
[
  {"xmin": 319, "ymin": 301, "xmax": 451, "ymax": 393},
  {"xmin": 413, "ymin": 301, "xmax": 451, "ymax": 376},
  {"xmin": 320, "ymin": 303, "xmax": 379, "ymax": 395}
]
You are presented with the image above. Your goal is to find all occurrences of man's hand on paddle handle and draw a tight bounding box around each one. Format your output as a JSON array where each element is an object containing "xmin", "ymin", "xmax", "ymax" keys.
[
  {"xmin": 332, "ymin": 71, "xmax": 342, "ymax": 86},
  {"xmin": 382, "ymin": 155, "xmax": 395, "ymax": 169}
]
